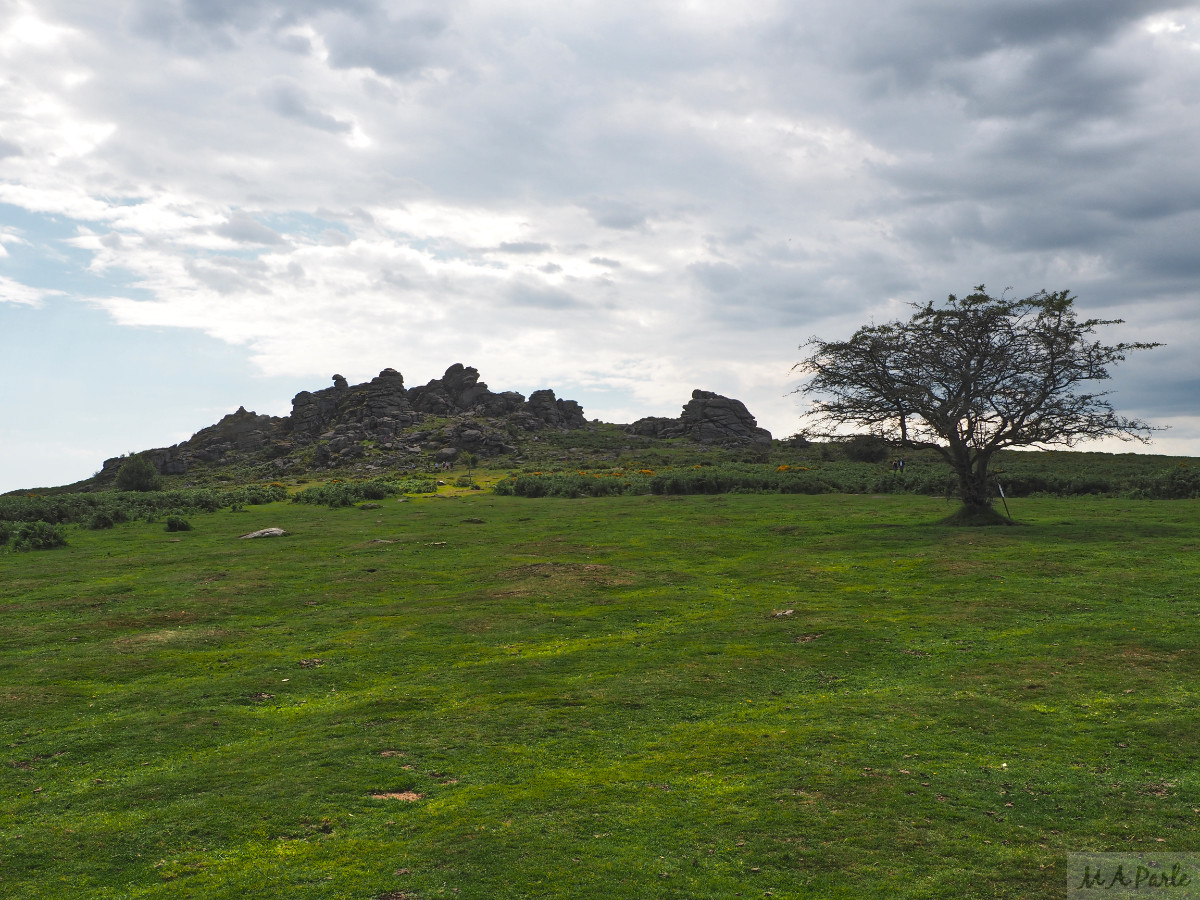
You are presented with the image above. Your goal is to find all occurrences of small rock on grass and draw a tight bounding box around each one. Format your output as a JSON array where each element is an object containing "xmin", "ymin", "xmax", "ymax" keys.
[{"xmin": 239, "ymin": 527, "xmax": 287, "ymax": 539}]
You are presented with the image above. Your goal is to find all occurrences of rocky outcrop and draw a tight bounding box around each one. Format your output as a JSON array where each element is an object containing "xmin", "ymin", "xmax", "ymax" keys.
[
  {"xmin": 288, "ymin": 369, "xmax": 414, "ymax": 440},
  {"xmin": 527, "ymin": 389, "xmax": 587, "ymax": 429},
  {"xmin": 627, "ymin": 389, "xmax": 772, "ymax": 446},
  {"xmin": 191, "ymin": 406, "xmax": 281, "ymax": 454},
  {"xmin": 98, "ymin": 363, "xmax": 589, "ymax": 479},
  {"xmin": 98, "ymin": 405, "xmax": 286, "ymax": 480},
  {"xmin": 406, "ymin": 364, "xmax": 528, "ymax": 418}
]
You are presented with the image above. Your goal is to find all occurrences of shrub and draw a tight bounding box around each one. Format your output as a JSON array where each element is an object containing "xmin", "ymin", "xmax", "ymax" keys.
[
  {"xmin": 89, "ymin": 511, "xmax": 116, "ymax": 530},
  {"xmin": 292, "ymin": 478, "xmax": 436, "ymax": 508},
  {"xmin": 360, "ymin": 482, "xmax": 389, "ymax": 500},
  {"xmin": 115, "ymin": 454, "xmax": 162, "ymax": 492},
  {"xmin": 164, "ymin": 515, "xmax": 192, "ymax": 532},
  {"xmin": 12, "ymin": 521, "xmax": 67, "ymax": 551},
  {"xmin": 0, "ymin": 521, "xmax": 11, "ymax": 545},
  {"xmin": 843, "ymin": 435, "xmax": 890, "ymax": 463}
]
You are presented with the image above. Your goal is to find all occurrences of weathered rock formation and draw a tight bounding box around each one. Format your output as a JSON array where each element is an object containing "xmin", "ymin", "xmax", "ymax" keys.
[
  {"xmin": 627, "ymin": 389, "xmax": 772, "ymax": 446},
  {"xmin": 93, "ymin": 368, "xmax": 776, "ymax": 484},
  {"xmin": 526, "ymin": 389, "xmax": 586, "ymax": 429},
  {"xmin": 98, "ymin": 363, "xmax": 590, "ymax": 479}
]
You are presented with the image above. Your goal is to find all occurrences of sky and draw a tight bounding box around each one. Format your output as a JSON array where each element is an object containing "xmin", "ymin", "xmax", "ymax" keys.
[{"xmin": 2, "ymin": 0, "xmax": 1199, "ymax": 492}]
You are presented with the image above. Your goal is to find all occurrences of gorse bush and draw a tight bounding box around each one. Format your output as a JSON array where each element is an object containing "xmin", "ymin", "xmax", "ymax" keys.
[
  {"xmin": 492, "ymin": 458, "xmax": 1199, "ymax": 501},
  {"xmin": 12, "ymin": 521, "xmax": 67, "ymax": 551},
  {"xmin": 360, "ymin": 482, "xmax": 389, "ymax": 501},
  {"xmin": 1128, "ymin": 466, "xmax": 1200, "ymax": 500},
  {"xmin": 495, "ymin": 473, "xmax": 637, "ymax": 498},
  {"xmin": 842, "ymin": 435, "xmax": 890, "ymax": 463},
  {"xmin": 89, "ymin": 511, "xmax": 116, "ymax": 530},
  {"xmin": 496, "ymin": 466, "xmax": 841, "ymax": 498},
  {"xmin": 0, "ymin": 484, "xmax": 288, "ymax": 527},
  {"xmin": 164, "ymin": 515, "xmax": 192, "ymax": 532},
  {"xmin": 292, "ymin": 478, "xmax": 438, "ymax": 508}
]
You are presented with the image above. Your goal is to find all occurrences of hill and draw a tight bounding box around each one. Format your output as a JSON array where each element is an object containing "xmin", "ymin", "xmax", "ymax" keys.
[{"xmin": 76, "ymin": 364, "xmax": 774, "ymax": 490}]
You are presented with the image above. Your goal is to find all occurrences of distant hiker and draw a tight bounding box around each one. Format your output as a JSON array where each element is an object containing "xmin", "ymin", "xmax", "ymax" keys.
[{"xmin": 898, "ymin": 457, "xmax": 905, "ymax": 473}]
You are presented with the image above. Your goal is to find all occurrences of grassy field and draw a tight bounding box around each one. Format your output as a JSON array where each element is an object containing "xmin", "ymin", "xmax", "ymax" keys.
[{"xmin": 3, "ymin": 492, "xmax": 1199, "ymax": 898}]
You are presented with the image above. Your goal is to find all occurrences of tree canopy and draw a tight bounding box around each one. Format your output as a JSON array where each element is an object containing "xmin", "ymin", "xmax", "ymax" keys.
[
  {"xmin": 115, "ymin": 453, "xmax": 162, "ymax": 492},
  {"xmin": 795, "ymin": 286, "xmax": 1160, "ymax": 518}
]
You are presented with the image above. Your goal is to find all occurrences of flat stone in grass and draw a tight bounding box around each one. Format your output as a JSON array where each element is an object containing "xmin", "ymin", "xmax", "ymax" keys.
[{"xmin": 239, "ymin": 527, "xmax": 287, "ymax": 539}]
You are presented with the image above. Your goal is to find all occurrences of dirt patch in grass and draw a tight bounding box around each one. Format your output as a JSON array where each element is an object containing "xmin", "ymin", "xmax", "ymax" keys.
[
  {"xmin": 1120, "ymin": 646, "xmax": 1178, "ymax": 664},
  {"xmin": 113, "ymin": 627, "xmax": 223, "ymax": 648},
  {"xmin": 1140, "ymin": 780, "xmax": 1174, "ymax": 797},
  {"xmin": 500, "ymin": 562, "xmax": 633, "ymax": 587},
  {"xmin": 371, "ymin": 792, "xmax": 423, "ymax": 801}
]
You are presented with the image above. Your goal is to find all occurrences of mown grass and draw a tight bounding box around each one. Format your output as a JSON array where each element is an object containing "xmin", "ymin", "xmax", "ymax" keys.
[{"xmin": 3, "ymin": 494, "xmax": 1199, "ymax": 898}]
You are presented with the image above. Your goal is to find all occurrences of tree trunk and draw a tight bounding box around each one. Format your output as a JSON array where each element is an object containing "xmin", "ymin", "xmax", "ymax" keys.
[{"xmin": 951, "ymin": 448, "xmax": 992, "ymax": 511}]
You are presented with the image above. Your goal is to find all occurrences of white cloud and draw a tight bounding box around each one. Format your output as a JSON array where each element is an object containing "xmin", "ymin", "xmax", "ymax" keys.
[{"xmin": 0, "ymin": 275, "xmax": 60, "ymax": 306}]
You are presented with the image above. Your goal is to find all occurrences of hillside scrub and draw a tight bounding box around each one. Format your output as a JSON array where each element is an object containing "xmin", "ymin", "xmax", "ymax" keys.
[
  {"xmin": 3, "ymin": 456, "xmax": 1198, "ymax": 530},
  {"xmin": 291, "ymin": 478, "xmax": 438, "ymax": 507},
  {"xmin": 10, "ymin": 520, "xmax": 67, "ymax": 551},
  {"xmin": 493, "ymin": 456, "xmax": 1200, "ymax": 500},
  {"xmin": 0, "ymin": 484, "xmax": 288, "ymax": 527}
]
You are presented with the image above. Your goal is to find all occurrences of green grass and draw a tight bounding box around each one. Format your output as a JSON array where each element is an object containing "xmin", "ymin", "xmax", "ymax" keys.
[{"xmin": 3, "ymin": 494, "xmax": 1199, "ymax": 898}]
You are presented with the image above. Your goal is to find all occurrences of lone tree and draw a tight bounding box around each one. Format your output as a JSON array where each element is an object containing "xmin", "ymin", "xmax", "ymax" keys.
[
  {"xmin": 795, "ymin": 286, "xmax": 1160, "ymax": 522},
  {"xmin": 115, "ymin": 453, "xmax": 162, "ymax": 492}
]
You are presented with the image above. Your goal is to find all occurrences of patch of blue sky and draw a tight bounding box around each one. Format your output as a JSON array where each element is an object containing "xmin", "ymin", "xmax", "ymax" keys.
[
  {"xmin": 0, "ymin": 299, "xmax": 310, "ymax": 492},
  {"xmin": 0, "ymin": 203, "xmax": 154, "ymax": 300}
]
